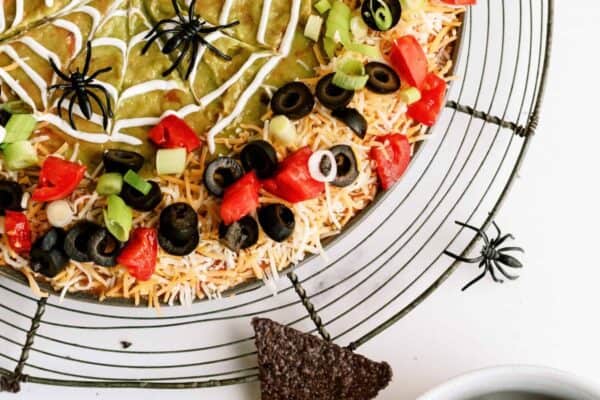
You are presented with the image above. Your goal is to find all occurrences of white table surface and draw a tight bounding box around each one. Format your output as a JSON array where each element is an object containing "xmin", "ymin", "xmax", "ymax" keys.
[{"xmin": 4, "ymin": 1, "xmax": 600, "ymax": 399}]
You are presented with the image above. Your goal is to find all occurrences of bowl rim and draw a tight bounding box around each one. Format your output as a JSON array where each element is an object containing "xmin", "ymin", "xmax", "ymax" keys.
[{"xmin": 417, "ymin": 365, "xmax": 600, "ymax": 400}]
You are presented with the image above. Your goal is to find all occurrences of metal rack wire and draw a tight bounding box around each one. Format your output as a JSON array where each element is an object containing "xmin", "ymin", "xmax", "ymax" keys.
[{"xmin": 0, "ymin": 0, "xmax": 553, "ymax": 393}]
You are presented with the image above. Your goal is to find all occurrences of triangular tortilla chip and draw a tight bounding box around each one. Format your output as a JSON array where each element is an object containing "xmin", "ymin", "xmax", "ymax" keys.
[{"xmin": 253, "ymin": 318, "xmax": 393, "ymax": 400}]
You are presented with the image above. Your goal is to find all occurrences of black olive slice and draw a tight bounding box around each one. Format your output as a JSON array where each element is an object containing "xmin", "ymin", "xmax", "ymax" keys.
[
  {"xmin": 271, "ymin": 82, "xmax": 315, "ymax": 120},
  {"xmin": 219, "ymin": 216, "xmax": 259, "ymax": 252},
  {"xmin": 361, "ymin": 0, "xmax": 402, "ymax": 32},
  {"xmin": 316, "ymin": 73, "xmax": 355, "ymax": 110},
  {"xmin": 64, "ymin": 222, "xmax": 100, "ymax": 262},
  {"xmin": 30, "ymin": 228, "xmax": 69, "ymax": 278},
  {"xmin": 159, "ymin": 203, "xmax": 198, "ymax": 244},
  {"xmin": 328, "ymin": 145, "xmax": 359, "ymax": 187},
  {"xmin": 158, "ymin": 230, "xmax": 200, "ymax": 256},
  {"xmin": 37, "ymin": 227, "xmax": 65, "ymax": 251},
  {"xmin": 0, "ymin": 109, "xmax": 12, "ymax": 126},
  {"xmin": 331, "ymin": 107, "xmax": 368, "ymax": 139},
  {"xmin": 121, "ymin": 181, "xmax": 163, "ymax": 211},
  {"xmin": 240, "ymin": 140, "xmax": 278, "ymax": 179},
  {"xmin": 103, "ymin": 150, "xmax": 145, "ymax": 174},
  {"xmin": 365, "ymin": 62, "xmax": 401, "ymax": 94},
  {"xmin": 258, "ymin": 204, "xmax": 295, "ymax": 242},
  {"xmin": 87, "ymin": 228, "xmax": 123, "ymax": 267},
  {"xmin": 204, "ymin": 157, "xmax": 243, "ymax": 197},
  {"xmin": 31, "ymin": 248, "xmax": 70, "ymax": 278},
  {"xmin": 0, "ymin": 180, "xmax": 23, "ymax": 215}
]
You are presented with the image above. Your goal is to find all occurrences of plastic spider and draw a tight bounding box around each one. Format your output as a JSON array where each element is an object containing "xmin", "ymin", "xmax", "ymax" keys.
[
  {"xmin": 48, "ymin": 41, "xmax": 113, "ymax": 130},
  {"xmin": 142, "ymin": 0, "xmax": 240, "ymax": 79},
  {"xmin": 444, "ymin": 221, "xmax": 524, "ymax": 291}
]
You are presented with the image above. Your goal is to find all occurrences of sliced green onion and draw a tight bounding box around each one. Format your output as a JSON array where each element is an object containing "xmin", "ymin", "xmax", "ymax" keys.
[
  {"xmin": 124, "ymin": 170, "xmax": 152, "ymax": 195},
  {"xmin": 3, "ymin": 141, "xmax": 38, "ymax": 170},
  {"xmin": 325, "ymin": 0, "xmax": 352, "ymax": 46},
  {"xmin": 373, "ymin": 1, "xmax": 393, "ymax": 30},
  {"xmin": 269, "ymin": 115, "xmax": 297, "ymax": 145},
  {"xmin": 156, "ymin": 148, "xmax": 186, "ymax": 175},
  {"xmin": 323, "ymin": 37, "xmax": 337, "ymax": 59},
  {"xmin": 339, "ymin": 58, "xmax": 366, "ymax": 75},
  {"xmin": 304, "ymin": 15, "xmax": 323, "ymax": 42},
  {"xmin": 346, "ymin": 42, "xmax": 381, "ymax": 58},
  {"xmin": 399, "ymin": 87, "xmax": 422, "ymax": 104},
  {"xmin": 350, "ymin": 16, "xmax": 368, "ymax": 40},
  {"xmin": 96, "ymin": 173, "xmax": 123, "ymax": 196},
  {"xmin": 314, "ymin": 0, "xmax": 332, "ymax": 14},
  {"xmin": 0, "ymin": 126, "xmax": 6, "ymax": 144},
  {"xmin": 4, "ymin": 114, "xmax": 36, "ymax": 143},
  {"xmin": 103, "ymin": 194, "xmax": 132, "ymax": 242},
  {"xmin": 333, "ymin": 58, "xmax": 369, "ymax": 90}
]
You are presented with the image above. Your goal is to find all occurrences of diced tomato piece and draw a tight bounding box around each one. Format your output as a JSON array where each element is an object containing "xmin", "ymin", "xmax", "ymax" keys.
[
  {"xmin": 148, "ymin": 115, "xmax": 202, "ymax": 153},
  {"xmin": 440, "ymin": 0, "xmax": 476, "ymax": 5},
  {"xmin": 32, "ymin": 157, "xmax": 86, "ymax": 202},
  {"xmin": 4, "ymin": 210, "xmax": 32, "ymax": 253},
  {"xmin": 370, "ymin": 134, "xmax": 412, "ymax": 190},
  {"xmin": 220, "ymin": 171, "xmax": 261, "ymax": 225},
  {"xmin": 407, "ymin": 73, "xmax": 447, "ymax": 126},
  {"xmin": 262, "ymin": 147, "xmax": 325, "ymax": 203},
  {"xmin": 117, "ymin": 228, "xmax": 158, "ymax": 281},
  {"xmin": 389, "ymin": 35, "xmax": 428, "ymax": 89}
]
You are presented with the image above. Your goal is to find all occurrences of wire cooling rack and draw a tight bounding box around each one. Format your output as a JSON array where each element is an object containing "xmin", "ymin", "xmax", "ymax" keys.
[{"xmin": 0, "ymin": 0, "xmax": 553, "ymax": 393}]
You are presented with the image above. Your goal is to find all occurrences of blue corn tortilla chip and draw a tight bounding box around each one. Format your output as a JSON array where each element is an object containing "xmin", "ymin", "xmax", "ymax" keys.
[{"xmin": 253, "ymin": 318, "xmax": 392, "ymax": 400}]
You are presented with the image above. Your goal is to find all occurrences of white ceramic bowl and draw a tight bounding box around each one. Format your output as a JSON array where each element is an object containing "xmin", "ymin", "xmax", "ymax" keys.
[{"xmin": 417, "ymin": 366, "xmax": 600, "ymax": 400}]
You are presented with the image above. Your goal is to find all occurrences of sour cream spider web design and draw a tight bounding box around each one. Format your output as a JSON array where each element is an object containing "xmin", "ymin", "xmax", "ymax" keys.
[{"xmin": 0, "ymin": 0, "xmax": 304, "ymax": 152}]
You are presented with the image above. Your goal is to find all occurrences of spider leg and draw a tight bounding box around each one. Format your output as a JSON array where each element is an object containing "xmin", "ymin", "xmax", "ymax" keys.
[
  {"xmin": 49, "ymin": 58, "xmax": 71, "ymax": 81},
  {"xmin": 75, "ymin": 88, "xmax": 92, "ymax": 120},
  {"xmin": 493, "ymin": 234, "xmax": 515, "ymax": 248},
  {"xmin": 86, "ymin": 84, "xmax": 114, "ymax": 118},
  {"xmin": 85, "ymin": 89, "xmax": 110, "ymax": 130},
  {"xmin": 48, "ymin": 83, "xmax": 72, "ymax": 91},
  {"xmin": 487, "ymin": 260, "xmax": 504, "ymax": 284},
  {"xmin": 162, "ymin": 40, "xmax": 190, "ymax": 77},
  {"xmin": 144, "ymin": 19, "xmax": 178, "ymax": 42},
  {"xmin": 67, "ymin": 92, "xmax": 78, "ymax": 130},
  {"xmin": 461, "ymin": 267, "xmax": 488, "ymax": 291},
  {"xmin": 492, "ymin": 221, "xmax": 502, "ymax": 238},
  {"xmin": 162, "ymin": 29, "xmax": 187, "ymax": 54},
  {"xmin": 199, "ymin": 20, "xmax": 240, "ymax": 34},
  {"xmin": 455, "ymin": 221, "xmax": 490, "ymax": 246},
  {"xmin": 497, "ymin": 246, "xmax": 524, "ymax": 253},
  {"xmin": 141, "ymin": 33, "xmax": 164, "ymax": 55},
  {"xmin": 86, "ymin": 67, "xmax": 113, "ymax": 82},
  {"xmin": 443, "ymin": 251, "xmax": 484, "ymax": 264},
  {"xmin": 82, "ymin": 41, "xmax": 93, "ymax": 76},
  {"xmin": 200, "ymin": 38, "xmax": 232, "ymax": 61},
  {"xmin": 493, "ymin": 260, "xmax": 519, "ymax": 280},
  {"xmin": 172, "ymin": 0, "xmax": 184, "ymax": 22},
  {"xmin": 185, "ymin": 39, "xmax": 200, "ymax": 80},
  {"xmin": 188, "ymin": 0, "xmax": 197, "ymax": 17},
  {"xmin": 56, "ymin": 89, "xmax": 72, "ymax": 120}
]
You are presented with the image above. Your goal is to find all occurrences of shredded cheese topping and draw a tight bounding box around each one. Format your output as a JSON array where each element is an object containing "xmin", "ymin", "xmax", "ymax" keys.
[{"xmin": 0, "ymin": 1, "xmax": 465, "ymax": 308}]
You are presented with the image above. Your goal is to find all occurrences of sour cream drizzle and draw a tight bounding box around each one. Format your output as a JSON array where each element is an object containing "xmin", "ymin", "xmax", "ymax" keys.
[
  {"xmin": 52, "ymin": 19, "xmax": 83, "ymax": 55},
  {"xmin": 219, "ymin": 0, "xmax": 235, "ymax": 25},
  {"xmin": 257, "ymin": 0, "xmax": 272, "ymax": 45},
  {"xmin": 0, "ymin": 45, "xmax": 49, "ymax": 109},
  {"xmin": 11, "ymin": 0, "xmax": 24, "ymax": 30},
  {"xmin": 206, "ymin": 0, "xmax": 302, "ymax": 152}
]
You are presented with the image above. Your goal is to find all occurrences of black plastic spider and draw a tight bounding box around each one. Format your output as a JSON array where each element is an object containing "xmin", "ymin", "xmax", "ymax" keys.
[
  {"xmin": 142, "ymin": 0, "xmax": 240, "ymax": 79},
  {"xmin": 444, "ymin": 221, "xmax": 524, "ymax": 291},
  {"xmin": 48, "ymin": 41, "xmax": 113, "ymax": 130}
]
